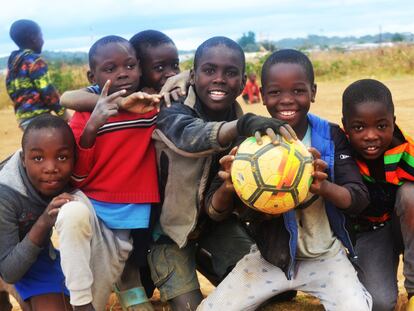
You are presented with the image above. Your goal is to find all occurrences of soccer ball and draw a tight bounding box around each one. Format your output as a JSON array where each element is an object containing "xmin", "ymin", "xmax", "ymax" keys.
[{"xmin": 231, "ymin": 135, "xmax": 314, "ymax": 215}]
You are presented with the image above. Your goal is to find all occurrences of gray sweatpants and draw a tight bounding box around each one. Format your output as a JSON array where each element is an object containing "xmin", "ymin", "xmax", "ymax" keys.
[
  {"xmin": 355, "ymin": 182, "xmax": 414, "ymax": 311},
  {"xmin": 197, "ymin": 246, "xmax": 372, "ymax": 311},
  {"xmin": 55, "ymin": 192, "xmax": 133, "ymax": 311}
]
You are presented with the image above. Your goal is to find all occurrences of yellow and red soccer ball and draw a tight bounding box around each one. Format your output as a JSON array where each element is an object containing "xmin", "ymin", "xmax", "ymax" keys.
[{"xmin": 231, "ymin": 135, "xmax": 314, "ymax": 215}]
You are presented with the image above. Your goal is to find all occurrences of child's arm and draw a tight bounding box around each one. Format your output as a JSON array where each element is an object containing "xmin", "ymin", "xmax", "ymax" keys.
[
  {"xmin": 308, "ymin": 127, "xmax": 370, "ymax": 212},
  {"xmin": 308, "ymin": 147, "xmax": 353, "ymax": 209},
  {"xmin": 60, "ymin": 88, "xmax": 100, "ymax": 112},
  {"xmin": 0, "ymin": 192, "xmax": 74, "ymax": 283},
  {"xmin": 159, "ymin": 70, "xmax": 190, "ymax": 107},
  {"xmin": 28, "ymin": 193, "xmax": 74, "ymax": 246},
  {"xmin": 205, "ymin": 147, "xmax": 238, "ymax": 221},
  {"xmin": 156, "ymin": 103, "xmax": 296, "ymax": 156},
  {"xmin": 205, "ymin": 148, "xmax": 273, "ymax": 222},
  {"xmin": 61, "ymin": 87, "xmax": 160, "ymax": 113}
]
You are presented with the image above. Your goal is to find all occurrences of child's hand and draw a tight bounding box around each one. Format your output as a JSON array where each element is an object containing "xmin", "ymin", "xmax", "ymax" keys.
[
  {"xmin": 89, "ymin": 80, "xmax": 124, "ymax": 130},
  {"xmin": 159, "ymin": 70, "xmax": 190, "ymax": 107},
  {"xmin": 41, "ymin": 193, "xmax": 74, "ymax": 228},
  {"xmin": 237, "ymin": 113, "xmax": 297, "ymax": 145},
  {"xmin": 308, "ymin": 147, "xmax": 329, "ymax": 195},
  {"xmin": 218, "ymin": 147, "xmax": 238, "ymax": 193},
  {"xmin": 119, "ymin": 91, "xmax": 161, "ymax": 114}
]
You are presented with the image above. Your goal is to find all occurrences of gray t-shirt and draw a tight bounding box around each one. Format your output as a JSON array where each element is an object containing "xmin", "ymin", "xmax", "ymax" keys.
[{"xmin": 295, "ymin": 126, "xmax": 342, "ymax": 260}]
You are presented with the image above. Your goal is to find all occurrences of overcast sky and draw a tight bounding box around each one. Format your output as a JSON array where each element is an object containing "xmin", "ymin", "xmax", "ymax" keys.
[{"xmin": 0, "ymin": 0, "xmax": 413, "ymax": 56}]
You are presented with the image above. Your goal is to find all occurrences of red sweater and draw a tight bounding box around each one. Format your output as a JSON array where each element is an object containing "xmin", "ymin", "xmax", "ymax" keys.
[{"xmin": 70, "ymin": 110, "xmax": 159, "ymax": 203}]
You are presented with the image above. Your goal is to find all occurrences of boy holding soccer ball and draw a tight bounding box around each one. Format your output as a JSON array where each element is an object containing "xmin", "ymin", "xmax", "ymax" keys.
[{"xmin": 198, "ymin": 50, "xmax": 372, "ymax": 311}]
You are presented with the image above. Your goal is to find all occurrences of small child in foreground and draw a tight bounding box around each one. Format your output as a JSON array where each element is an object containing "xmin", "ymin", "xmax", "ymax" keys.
[
  {"xmin": 0, "ymin": 115, "xmax": 75, "ymax": 310},
  {"xmin": 342, "ymin": 79, "xmax": 414, "ymax": 311},
  {"xmin": 197, "ymin": 49, "xmax": 372, "ymax": 311}
]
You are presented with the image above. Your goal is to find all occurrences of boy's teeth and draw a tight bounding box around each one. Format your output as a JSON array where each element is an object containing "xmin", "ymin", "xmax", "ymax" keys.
[
  {"xmin": 210, "ymin": 91, "xmax": 226, "ymax": 95},
  {"xmin": 280, "ymin": 111, "xmax": 295, "ymax": 116}
]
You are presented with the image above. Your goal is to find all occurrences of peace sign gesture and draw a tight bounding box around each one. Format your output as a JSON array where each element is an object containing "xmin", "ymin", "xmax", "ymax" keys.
[
  {"xmin": 89, "ymin": 80, "xmax": 124, "ymax": 129},
  {"xmin": 81, "ymin": 80, "xmax": 125, "ymax": 148}
]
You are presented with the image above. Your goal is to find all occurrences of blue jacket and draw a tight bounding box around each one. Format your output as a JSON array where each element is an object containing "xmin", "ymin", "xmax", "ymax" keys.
[{"xmin": 282, "ymin": 114, "xmax": 368, "ymax": 278}]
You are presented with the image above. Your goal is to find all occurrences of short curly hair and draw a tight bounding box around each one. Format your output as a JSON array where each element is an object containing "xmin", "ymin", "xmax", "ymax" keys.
[
  {"xmin": 194, "ymin": 36, "xmax": 245, "ymax": 75},
  {"xmin": 129, "ymin": 30, "xmax": 175, "ymax": 60},
  {"xmin": 342, "ymin": 79, "xmax": 394, "ymax": 120},
  {"xmin": 88, "ymin": 35, "xmax": 132, "ymax": 70},
  {"xmin": 261, "ymin": 49, "xmax": 314, "ymax": 89}
]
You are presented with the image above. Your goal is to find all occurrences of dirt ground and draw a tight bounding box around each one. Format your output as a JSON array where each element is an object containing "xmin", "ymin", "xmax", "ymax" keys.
[{"xmin": 1, "ymin": 76, "xmax": 413, "ymax": 310}]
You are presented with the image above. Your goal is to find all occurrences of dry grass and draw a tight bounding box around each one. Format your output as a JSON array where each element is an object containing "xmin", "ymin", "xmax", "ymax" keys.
[{"xmin": 2, "ymin": 76, "xmax": 414, "ymax": 310}]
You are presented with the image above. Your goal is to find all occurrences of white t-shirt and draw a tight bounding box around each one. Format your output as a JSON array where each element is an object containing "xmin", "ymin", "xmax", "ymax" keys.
[{"xmin": 295, "ymin": 126, "xmax": 342, "ymax": 260}]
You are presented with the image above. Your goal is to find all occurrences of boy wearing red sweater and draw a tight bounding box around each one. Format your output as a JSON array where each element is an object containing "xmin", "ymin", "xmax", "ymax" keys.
[{"xmin": 55, "ymin": 36, "xmax": 160, "ymax": 311}]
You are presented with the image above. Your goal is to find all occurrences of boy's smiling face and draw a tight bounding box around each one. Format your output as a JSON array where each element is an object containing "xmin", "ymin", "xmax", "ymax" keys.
[
  {"xmin": 262, "ymin": 62, "xmax": 316, "ymax": 139},
  {"xmin": 22, "ymin": 128, "xmax": 75, "ymax": 197},
  {"xmin": 191, "ymin": 45, "xmax": 245, "ymax": 119},
  {"xmin": 140, "ymin": 43, "xmax": 180, "ymax": 92},
  {"xmin": 343, "ymin": 101, "xmax": 395, "ymax": 160},
  {"xmin": 88, "ymin": 42, "xmax": 140, "ymax": 96}
]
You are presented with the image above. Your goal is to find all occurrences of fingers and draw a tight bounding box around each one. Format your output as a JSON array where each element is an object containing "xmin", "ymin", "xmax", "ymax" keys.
[
  {"xmin": 278, "ymin": 126, "xmax": 294, "ymax": 143},
  {"xmin": 55, "ymin": 192, "xmax": 74, "ymax": 201},
  {"xmin": 312, "ymin": 170, "xmax": 328, "ymax": 180},
  {"xmin": 229, "ymin": 146, "xmax": 238, "ymax": 156},
  {"xmin": 308, "ymin": 147, "xmax": 321, "ymax": 160},
  {"xmin": 160, "ymin": 88, "xmax": 184, "ymax": 108},
  {"xmin": 101, "ymin": 80, "xmax": 112, "ymax": 97},
  {"xmin": 218, "ymin": 170, "xmax": 231, "ymax": 181},
  {"xmin": 50, "ymin": 197, "xmax": 72, "ymax": 208},
  {"xmin": 106, "ymin": 89, "xmax": 127, "ymax": 102},
  {"xmin": 162, "ymin": 92, "xmax": 172, "ymax": 108},
  {"xmin": 266, "ymin": 128, "xmax": 280, "ymax": 145},
  {"xmin": 219, "ymin": 154, "xmax": 235, "ymax": 171},
  {"xmin": 313, "ymin": 158, "xmax": 328, "ymax": 172},
  {"xmin": 284, "ymin": 124, "xmax": 298, "ymax": 140},
  {"xmin": 171, "ymin": 89, "xmax": 180, "ymax": 102},
  {"xmin": 255, "ymin": 131, "xmax": 263, "ymax": 145},
  {"xmin": 47, "ymin": 208, "xmax": 61, "ymax": 217}
]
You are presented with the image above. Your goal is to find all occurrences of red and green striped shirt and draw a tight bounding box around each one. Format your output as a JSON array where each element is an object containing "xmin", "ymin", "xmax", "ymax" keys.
[{"xmin": 356, "ymin": 126, "xmax": 414, "ymax": 224}]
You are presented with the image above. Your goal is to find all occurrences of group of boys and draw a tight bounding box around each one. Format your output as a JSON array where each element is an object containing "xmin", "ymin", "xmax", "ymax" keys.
[{"xmin": 1, "ymin": 18, "xmax": 414, "ymax": 311}]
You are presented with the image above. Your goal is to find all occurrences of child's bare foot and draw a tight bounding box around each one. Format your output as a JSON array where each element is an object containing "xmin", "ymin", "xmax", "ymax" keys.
[{"xmin": 73, "ymin": 303, "xmax": 95, "ymax": 311}]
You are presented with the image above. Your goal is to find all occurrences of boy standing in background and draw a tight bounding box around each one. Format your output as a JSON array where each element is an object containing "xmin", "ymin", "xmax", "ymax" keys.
[{"xmin": 6, "ymin": 19, "xmax": 69, "ymax": 130}]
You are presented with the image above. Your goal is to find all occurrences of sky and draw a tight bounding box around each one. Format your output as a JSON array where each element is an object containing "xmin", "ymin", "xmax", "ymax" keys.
[{"xmin": 0, "ymin": 0, "xmax": 413, "ymax": 57}]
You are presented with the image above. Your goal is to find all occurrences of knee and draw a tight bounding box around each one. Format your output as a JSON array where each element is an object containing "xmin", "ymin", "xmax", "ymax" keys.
[
  {"xmin": 396, "ymin": 183, "xmax": 414, "ymax": 228},
  {"xmin": 337, "ymin": 297, "xmax": 373, "ymax": 311},
  {"xmin": 331, "ymin": 286, "xmax": 373, "ymax": 311},
  {"xmin": 370, "ymin": 291, "xmax": 396, "ymax": 311},
  {"xmin": 396, "ymin": 183, "xmax": 414, "ymax": 213},
  {"xmin": 55, "ymin": 201, "xmax": 91, "ymax": 232}
]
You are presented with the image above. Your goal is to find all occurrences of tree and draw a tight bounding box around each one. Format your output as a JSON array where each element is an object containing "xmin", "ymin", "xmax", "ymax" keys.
[
  {"xmin": 392, "ymin": 33, "xmax": 404, "ymax": 42},
  {"xmin": 237, "ymin": 31, "xmax": 259, "ymax": 52}
]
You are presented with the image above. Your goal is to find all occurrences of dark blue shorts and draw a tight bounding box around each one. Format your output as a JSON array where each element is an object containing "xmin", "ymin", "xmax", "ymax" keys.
[{"xmin": 14, "ymin": 248, "xmax": 69, "ymax": 301}]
